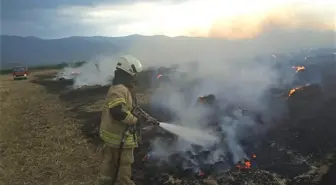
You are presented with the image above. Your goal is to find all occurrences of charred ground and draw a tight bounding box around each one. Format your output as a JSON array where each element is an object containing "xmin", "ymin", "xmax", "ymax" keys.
[
  {"xmin": 31, "ymin": 60, "xmax": 336, "ymax": 185},
  {"xmin": 1, "ymin": 59, "xmax": 336, "ymax": 185}
]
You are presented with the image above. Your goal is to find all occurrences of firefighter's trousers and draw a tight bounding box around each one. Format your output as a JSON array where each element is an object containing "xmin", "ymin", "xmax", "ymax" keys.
[{"xmin": 98, "ymin": 145, "xmax": 135, "ymax": 185}]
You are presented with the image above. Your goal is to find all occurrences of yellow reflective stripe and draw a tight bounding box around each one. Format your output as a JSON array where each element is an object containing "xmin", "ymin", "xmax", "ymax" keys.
[
  {"xmin": 123, "ymin": 111, "xmax": 136, "ymax": 124},
  {"xmin": 107, "ymin": 98, "xmax": 126, "ymax": 108},
  {"xmin": 98, "ymin": 175, "xmax": 113, "ymax": 180},
  {"xmin": 100, "ymin": 130, "xmax": 134, "ymax": 141},
  {"xmin": 100, "ymin": 135, "xmax": 136, "ymax": 146},
  {"xmin": 100, "ymin": 130, "xmax": 137, "ymax": 146}
]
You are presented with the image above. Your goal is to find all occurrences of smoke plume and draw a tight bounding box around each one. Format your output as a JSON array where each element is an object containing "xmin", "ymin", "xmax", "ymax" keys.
[
  {"xmin": 143, "ymin": 49, "xmax": 335, "ymax": 171},
  {"xmin": 145, "ymin": 51, "xmax": 283, "ymax": 170},
  {"xmin": 55, "ymin": 55, "xmax": 119, "ymax": 88},
  {"xmin": 188, "ymin": 4, "xmax": 335, "ymax": 39},
  {"xmin": 51, "ymin": 5, "xmax": 335, "ymax": 168}
]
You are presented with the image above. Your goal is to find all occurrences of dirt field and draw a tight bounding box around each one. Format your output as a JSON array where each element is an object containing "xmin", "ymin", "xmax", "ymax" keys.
[
  {"xmin": 1, "ymin": 68, "xmax": 336, "ymax": 185},
  {"xmin": 0, "ymin": 71, "xmax": 100, "ymax": 185}
]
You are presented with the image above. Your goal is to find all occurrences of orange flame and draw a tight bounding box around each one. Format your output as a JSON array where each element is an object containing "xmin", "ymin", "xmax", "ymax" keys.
[
  {"xmin": 288, "ymin": 87, "xmax": 301, "ymax": 97},
  {"xmin": 252, "ymin": 154, "xmax": 257, "ymax": 159},
  {"xmin": 236, "ymin": 154, "xmax": 256, "ymax": 170},
  {"xmin": 236, "ymin": 160, "xmax": 252, "ymax": 170},
  {"xmin": 288, "ymin": 84, "xmax": 310, "ymax": 97},
  {"xmin": 292, "ymin": 66, "xmax": 305, "ymax": 73},
  {"xmin": 236, "ymin": 158, "xmax": 253, "ymax": 170}
]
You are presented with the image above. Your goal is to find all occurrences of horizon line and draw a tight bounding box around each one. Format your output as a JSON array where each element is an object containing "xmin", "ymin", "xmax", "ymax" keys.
[{"xmin": 2, "ymin": 29, "xmax": 335, "ymax": 40}]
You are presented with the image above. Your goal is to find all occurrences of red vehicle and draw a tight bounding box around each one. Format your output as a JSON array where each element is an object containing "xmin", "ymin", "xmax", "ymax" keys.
[{"xmin": 12, "ymin": 66, "xmax": 29, "ymax": 80}]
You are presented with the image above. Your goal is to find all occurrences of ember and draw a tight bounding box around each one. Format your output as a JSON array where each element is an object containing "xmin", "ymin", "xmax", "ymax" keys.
[
  {"xmin": 197, "ymin": 169, "xmax": 205, "ymax": 176},
  {"xmin": 236, "ymin": 159, "xmax": 252, "ymax": 170},
  {"xmin": 235, "ymin": 153, "xmax": 257, "ymax": 170},
  {"xmin": 252, "ymin": 153, "xmax": 257, "ymax": 159},
  {"xmin": 142, "ymin": 155, "xmax": 149, "ymax": 162},
  {"xmin": 288, "ymin": 84, "xmax": 310, "ymax": 97},
  {"xmin": 288, "ymin": 87, "xmax": 302, "ymax": 97},
  {"xmin": 292, "ymin": 66, "xmax": 306, "ymax": 73}
]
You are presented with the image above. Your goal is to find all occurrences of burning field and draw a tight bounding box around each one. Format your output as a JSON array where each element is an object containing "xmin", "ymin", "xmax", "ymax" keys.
[
  {"xmin": 1, "ymin": 52, "xmax": 336, "ymax": 185},
  {"xmin": 26, "ymin": 53, "xmax": 335, "ymax": 184}
]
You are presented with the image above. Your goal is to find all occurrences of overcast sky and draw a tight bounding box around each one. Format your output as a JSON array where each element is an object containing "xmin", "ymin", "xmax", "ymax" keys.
[{"xmin": 1, "ymin": 0, "xmax": 335, "ymax": 39}]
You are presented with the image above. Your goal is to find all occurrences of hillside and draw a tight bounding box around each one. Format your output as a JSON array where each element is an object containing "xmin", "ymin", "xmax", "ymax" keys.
[{"xmin": 1, "ymin": 30, "xmax": 335, "ymax": 68}]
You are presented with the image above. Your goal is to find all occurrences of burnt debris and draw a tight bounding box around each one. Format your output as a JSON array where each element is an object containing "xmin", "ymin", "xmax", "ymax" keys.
[{"xmin": 31, "ymin": 51, "xmax": 336, "ymax": 185}]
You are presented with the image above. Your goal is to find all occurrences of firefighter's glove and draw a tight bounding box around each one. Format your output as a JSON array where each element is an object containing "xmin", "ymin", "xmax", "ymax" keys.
[{"xmin": 132, "ymin": 107, "xmax": 142, "ymax": 117}]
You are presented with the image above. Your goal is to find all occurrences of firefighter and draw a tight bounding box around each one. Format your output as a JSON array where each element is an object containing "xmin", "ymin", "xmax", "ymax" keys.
[{"xmin": 98, "ymin": 55, "xmax": 158, "ymax": 185}]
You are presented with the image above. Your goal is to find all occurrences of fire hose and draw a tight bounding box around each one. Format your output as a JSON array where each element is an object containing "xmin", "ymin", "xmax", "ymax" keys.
[
  {"xmin": 111, "ymin": 126, "xmax": 130, "ymax": 185},
  {"xmin": 111, "ymin": 106, "xmax": 159, "ymax": 185},
  {"xmin": 133, "ymin": 106, "xmax": 160, "ymax": 144}
]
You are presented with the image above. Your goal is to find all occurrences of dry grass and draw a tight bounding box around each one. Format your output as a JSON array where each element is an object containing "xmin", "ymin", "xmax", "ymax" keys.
[{"xmin": 0, "ymin": 71, "xmax": 100, "ymax": 185}]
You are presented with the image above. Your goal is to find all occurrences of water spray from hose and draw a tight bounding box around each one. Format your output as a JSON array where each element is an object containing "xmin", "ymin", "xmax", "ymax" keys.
[{"xmin": 158, "ymin": 122, "xmax": 218, "ymax": 146}]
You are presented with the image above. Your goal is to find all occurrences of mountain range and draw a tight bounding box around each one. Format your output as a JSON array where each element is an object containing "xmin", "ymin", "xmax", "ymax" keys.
[{"xmin": 1, "ymin": 29, "xmax": 335, "ymax": 69}]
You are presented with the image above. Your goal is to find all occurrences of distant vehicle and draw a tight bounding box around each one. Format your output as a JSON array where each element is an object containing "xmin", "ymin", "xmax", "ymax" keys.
[{"xmin": 12, "ymin": 66, "xmax": 29, "ymax": 80}]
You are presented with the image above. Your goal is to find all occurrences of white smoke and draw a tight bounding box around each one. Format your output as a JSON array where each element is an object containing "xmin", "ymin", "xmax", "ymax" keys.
[
  {"xmin": 51, "ymin": 33, "xmax": 333, "ymax": 170},
  {"xmin": 147, "ymin": 54, "xmax": 282, "ymax": 169},
  {"xmin": 145, "ymin": 48, "xmax": 335, "ymax": 170},
  {"xmin": 72, "ymin": 59, "xmax": 113, "ymax": 88},
  {"xmin": 54, "ymin": 55, "xmax": 119, "ymax": 88},
  {"xmin": 53, "ymin": 66, "xmax": 81, "ymax": 80}
]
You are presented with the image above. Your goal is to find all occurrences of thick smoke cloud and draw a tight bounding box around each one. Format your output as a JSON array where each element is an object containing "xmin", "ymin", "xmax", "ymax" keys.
[
  {"xmin": 143, "ymin": 50, "xmax": 336, "ymax": 170},
  {"xmin": 55, "ymin": 55, "xmax": 119, "ymax": 88},
  {"xmin": 146, "ymin": 54, "xmax": 281, "ymax": 167}
]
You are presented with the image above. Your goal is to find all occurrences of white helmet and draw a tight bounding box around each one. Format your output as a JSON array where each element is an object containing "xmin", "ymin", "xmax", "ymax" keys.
[{"xmin": 116, "ymin": 55, "xmax": 143, "ymax": 76}]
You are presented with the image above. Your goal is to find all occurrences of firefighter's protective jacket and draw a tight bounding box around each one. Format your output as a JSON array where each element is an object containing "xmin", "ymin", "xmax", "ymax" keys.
[{"xmin": 100, "ymin": 84, "xmax": 138, "ymax": 148}]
